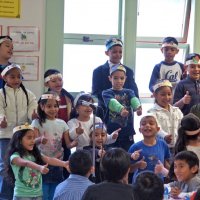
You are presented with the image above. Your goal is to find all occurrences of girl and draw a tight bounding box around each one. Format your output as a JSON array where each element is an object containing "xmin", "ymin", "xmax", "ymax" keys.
[
  {"xmin": 0, "ymin": 63, "xmax": 37, "ymax": 199},
  {"xmin": 67, "ymin": 92, "xmax": 117, "ymax": 150},
  {"xmin": 148, "ymin": 79, "xmax": 183, "ymax": 151},
  {"xmin": 44, "ymin": 69, "xmax": 74, "ymax": 178},
  {"xmin": 5, "ymin": 123, "xmax": 68, "ymax": 200},
  {"xmin": 31, "ymin": 91, "xmax": 72, "ymax": 200}
]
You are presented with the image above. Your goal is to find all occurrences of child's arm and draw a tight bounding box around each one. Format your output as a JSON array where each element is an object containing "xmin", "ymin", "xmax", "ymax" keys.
[
  {"xmin": 154, "ymin": 160, "xmax": 169, "ymax": 177},
  {"xmin": 130, "ymin": 157, "xmax": 147, "ymax": 173},
  {"xmin": 42, "ymin": 155, "xmax": 68, "ymax": 169},
  {"xmin": 63, "ymin": 130, "xmax": 78, "ymax": 149},
  {"xmin": 0, "ymin": 116, "xmax": 7, "ymax": 128},
  {"xmin": 68, "ymin": 120, "xmax": 84, "ymax": 140},
  {"xmin": 12, "ymin": 157, "xmax": 49, "ymax": 174},
  {"xmin": 105, "ymin": 128, "xmax": 121, "ymax": 144}
]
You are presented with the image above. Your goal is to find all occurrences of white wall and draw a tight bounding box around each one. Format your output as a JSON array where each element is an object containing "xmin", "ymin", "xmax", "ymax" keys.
[{"xmin": 0, "ymin": 0, "xmax": 46, "ymax": 99}]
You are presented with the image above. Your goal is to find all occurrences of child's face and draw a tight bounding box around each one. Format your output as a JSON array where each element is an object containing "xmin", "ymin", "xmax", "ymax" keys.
[
  {"xmin": 174, "ymin": 159, "xmax": 198, "ymax": 182},
  {"xmin": 45, "ymin": 76, "xmax": 63, "ymax": 94},
  {"xmin": 154, "ymin": 86, "xmax": 172, "ymax": 110},
  {"xmin": 3, "ymin": 68, "xmax": 22, "ymax": 89},
  {"xmin": 187, "ymin": 64, "xmax": 200, "ymax": 80},
  {"xmin": 92, "ymin": 128, "xmax": 107, "ymax": 147},
  {"xmin": 0, "ymin": 40, "xmax": 13, "ymax": 60},
  {"xmin": 22, "ymin": 130, "xmax": 35, "ymax": 151},
  {"xmin": 105, "ymin": 45, "xmax": 122, "ymax": 64},
  {"xmin": 109, "ymin": 70, "xmax": 126, "ymax": 90},
  {"xmin": 41, "ymin": 99, "xmax": 59, "ymax": 120},
  {"xmin": 76, "ymin": 101, "xmax": 93, "ymax": 119},
  {"xmin": 139, "ymin": 116, "xmax": 160, "ymax": 137},
  {"xmin": 161, "ymin": 47, "xmax": 179, "ymax": 63}
]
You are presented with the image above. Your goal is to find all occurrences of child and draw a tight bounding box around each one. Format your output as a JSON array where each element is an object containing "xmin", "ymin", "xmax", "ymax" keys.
[
  {"xmin": 83, "ymin": 122, "xmax": 119, "ymax": 183},
  {"xmin": 31, "ymin": 91, "xmax": 72, "ymax": 200},
  {"xmin": 173, "ymin": 53, "xmax": 200, "ymax": 115},
  {"xmin": 0, "ymin": 35, "xmax": 13, "ymax": 88},
  {"xmin": 149, "ymin": 36, "xmax": 184, "ymax": 92},
  {"xmin": 92, "ymin": 37, "xmax": 140, "ymax": 120},
  {"xmin": 133, "ymin": 172, "xmax": 164, "ymax": 200},
  {"xmin": 5, "ymin": 123, "xmax": 68, "ymax": 200},
  {"xmin": 53, "ymin": 150, "xmax": 94, "ymax": 200},
  {"xmin": 102, "ymin": 64, "xmax": 142, "ymax": 151},
  {"xmin": 148, "ymin": 79, "xmax": 183, "ymax": 150},
  {"xmin": 0, "ymin": 63, "xmax": 37, "ymax": 199},
  {"xmin": 167, "ymin": 151, "xmax": 200, "ymax": 199},
  {"xmin": 67, "ymin": 92, "xmax": 117, "ymax": 149},
  {"xmin": 128, "ymin": 114, "xmax": 170, "ymax": 183},
  {"xmin": 44, "ymin": 69, "xmax": 74, "ymax": 178},
  {"xmin": 82, "ymin": 148, "xmax": 135, "ymax": 200},
  {"xmin": 174, "ymin": 113, "xmax": 200, "ymax": 176}
]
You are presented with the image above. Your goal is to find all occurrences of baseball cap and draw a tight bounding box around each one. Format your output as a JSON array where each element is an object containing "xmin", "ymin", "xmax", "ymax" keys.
[
  {"xmin": 105, "ymin": 38, "xmax": 123, "ymax": 51},
  {"xmin": 110, "ymin": 64, "xmax": 126, "ymax": 75}
]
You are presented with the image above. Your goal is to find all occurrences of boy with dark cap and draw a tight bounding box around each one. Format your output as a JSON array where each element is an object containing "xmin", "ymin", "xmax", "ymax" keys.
[
  {"xmin": 173, "ymin": 53, "xmax": 200, "ymax": 115},
  {"xmin": 92, "ymin": 37, "xmax": 140, "ymax": 124},
  {"xmin": 149, "ymin": 36, "xmax": 184, "ymax": 92}
]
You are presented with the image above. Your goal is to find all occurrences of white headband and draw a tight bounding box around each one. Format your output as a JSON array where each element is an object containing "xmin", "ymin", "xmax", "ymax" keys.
[
  {"xmin": 13, "ymin": 123, "xmax": 34, "ymax": 134},
  {"xmin": 1, "ymin": 63, "xmax": 21, "ymax": 77},
  {"xmin": 185, "ymin": 128, "xmax": 200, "ymax": 136},
  {"xmin": 44, "ymin": 73, "xmax": 62, "ymax": 83},
  {"xmin": 152, "ymin": 80, "xmax": 172, "ymax": 92},
  {"xmin": 0, "ymin": 38, "xmax": 12, "ymax": 44},
  {"xmin": 185, "ymin": 59, "xmax": 200, "ymax": 66},
  {"xmin": 161, "ymin": 42, "xmax": 178, "ymax": 49},
  {"xmin": 73, "ymin": 92, "xmax": 91, "ymax": 107},
  {"xmin": 41, "ymin": 94, "xmax": 60, "ymax": 101}
]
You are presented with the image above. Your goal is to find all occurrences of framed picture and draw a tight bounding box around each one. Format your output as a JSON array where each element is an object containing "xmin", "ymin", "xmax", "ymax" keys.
[
  {"xmin": 8, "ymin": 26, "xmax": 40, "ymax": 51},
  {"xmin": 10, "ymin": 56, "xmax": 39, "ymax": 81}
]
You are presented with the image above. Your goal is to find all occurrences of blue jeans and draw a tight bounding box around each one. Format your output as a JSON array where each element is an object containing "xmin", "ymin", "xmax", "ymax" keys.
[
  {"xmin": 13, "ymin": 197, "xmax": 42, "ymax": 200},
  {"xmin": 42, "ymin": 183, "xmax": 58, "ymax": 200},
  {"xmin": 0, "ymin": 139, "xmax": 14, "ymax": 200}
]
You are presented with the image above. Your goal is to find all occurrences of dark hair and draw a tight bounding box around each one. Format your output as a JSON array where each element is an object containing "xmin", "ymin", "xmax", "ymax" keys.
[
  {"xmin": 37, "ymin": 91, "xmax": 59, "ymax": 125},
  {"xmin": 70, "ymin": 93, "xmax": 94, "ymax": 119},
  {"xmin": 44, "ymin": 68, "xmax": 74, "ymax": 103},
  {"xmin": 134, "ymin": 172, "xmax": 164, "ymax": 200},
  {"xmin": 174, "ymin": 151, "xmax": 199, "ymax": 173},
  {"xmin": 162, "ymin": 37, "xmax": 178, "ymax": 45},
  {"xmin": 100, "ymin": 148, "xmax": 130, "ymax": 182},
  {"xmin": 2, "ymin": 67, "xmax": 29, "ymax": 107},
  {"xmin": 174, "ymin": 113, "xmax": 200, "ymax": 154},
  {"xmin": 185, "ymin": 53, "xmax": 200, "ymax": 62},
  {"xmin": 0, "ymin": 35, "xmax": 12, "ymax": 44},
  {"xmin": 5, "ymin": 129, "xmax": 44, "ymax": 185},
  {"xmin": 69, "ymin": 150, "xmax": 92, "ymax": 176},
  {"xmin": 194, "ymin": 188, "xmax": 200, "ymax": 200},
  {"xmin": 190, "ymin": 103, "xmax": 200, "ymax": 120}
]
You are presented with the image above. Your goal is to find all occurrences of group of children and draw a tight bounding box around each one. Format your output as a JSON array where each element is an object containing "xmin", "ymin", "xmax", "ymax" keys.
[{"xmin": 0, "ymin": 33, "xmax": 200, "ymax": 200}]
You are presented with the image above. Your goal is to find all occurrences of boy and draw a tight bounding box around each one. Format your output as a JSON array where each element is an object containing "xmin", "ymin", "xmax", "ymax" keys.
[
  {"xmin": 133, "ymin": 172, "xmax": 164, "ymax": 200},
  {"xmin": 149, "ymin": 36, "xmax": 184, "ymax": 92},
  {"xmin": 92, "ymin": 37, "xmax": 140, "ymax": 120},
  {"xmin": 82, "ymin": 148, "xmax": 135, "ymax": 200},
  {"xmin": 128, "ymin": 114, "xmax": 170, "ymax": 183},
  {"xmin": 0, "ymin": 35, "xmax": 13, "ymax": 89},
  {"xmin": 53, "ymin": 150, "xmax": 94, "ymax": 200},
  {"xmin": 102, "ymin": 64, "xmax": 142, "ymax": 151},
  {"xmin": 173, "ymin": 53, "xmax": 200, "ymax": 115},
  {"xmin": 167, "ymin": 151, "xmax": 200, "ymax": 199}
]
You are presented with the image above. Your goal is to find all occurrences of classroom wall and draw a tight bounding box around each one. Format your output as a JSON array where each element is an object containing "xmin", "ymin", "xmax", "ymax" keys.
[{"xmin": 0, "ymin": 0, "xmax": 46, "ymax": 99}]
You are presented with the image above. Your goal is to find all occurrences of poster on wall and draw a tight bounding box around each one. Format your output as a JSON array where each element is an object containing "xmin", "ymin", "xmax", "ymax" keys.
[
  {"xmin": 8, "ymin": 26, "xmax": 40, "ymax": 51},
  {"xmin": 10, "ymin": 56, "xmax": 39, "ymax": 81},
  {"xmin": 0, "ymin": 0, "xmax": 20, "ymax": 18}
]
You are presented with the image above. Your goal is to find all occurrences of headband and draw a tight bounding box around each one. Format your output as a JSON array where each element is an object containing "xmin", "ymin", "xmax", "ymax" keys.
[
  {"xmin": 106, "ymin": 38, "xmax": 123, "ymax": 51},
  {"xmin": 1, "ymin": 63, "xmax": 21, "ymax": 77},
  {"xmin": 0, "ymin": 38, "xmax": 12, "ymax": 44},
  {"xmin": 152, "ymin": 80, "xmax": 172, "ymax": 92},
  {"xmin": 161, "ymin": 42, "xmax": 178, "ymax": 49},
  {"xmin": 44, "ymin": 73, "xmax": 62, "ymax": 83},
  {"xmin": 185, "ymin": 58, "xmax": 200, "ymax": 66},
  {"xmin": 41, "ymin": 94, "xmax": 60, "ymax": 101},
  {"xmin": 13, "ymin": 123, "xmax": 34, "ymax": 134},
  {"xmin": 90, "ymin": 122, "xmax": 107, "ymax": 132},
  {"xmin": 110, "ymin": 64, "xmax": 126, "ymax": 75},
  {"xmin": 73, "ymin": 92, "xmax": 92, "ymax": 107},
  {"xmin": 185, "ymin": 128, "xmax": 200, "ymax": 136}
]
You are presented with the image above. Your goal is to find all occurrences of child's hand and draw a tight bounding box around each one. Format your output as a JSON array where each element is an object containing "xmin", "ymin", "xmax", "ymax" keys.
[
  {"xmin": 136, "ymin": 106, "xmax": 142, "ymax": 116},
  {"xmin": 120, "ymin": 108, "xmax": 129, "ymax": 117},
  {"xmin": 0, "ymin": 116, "xmax": 7, "ymax": 128},
  {"xmin": 41, "ymin": 132, "xmax": 48, "ymax": 144},
  {"xmin": 137, "ymin": 157, "xmax": 147, "ymax": 169},
  {"xmin": 39, "ymin": 163, "xmax": 49, "ymax": 174},
  {"xmin": 182, "ymin": 91, "xmax": 191, "ymax": 104},
  {"xmin": 164, "ymin": 134, "xmax": 172, "ymax": 144},
  {"xmin": 154, "ymin": 160, "xmax": 169, "ymax": 176},
  {"xmin": 98, "ymin": 148, "xmax": 106, "ymax": 158},
  {"xmin": 76, "ymin": 122, "xmax": 84, "ymax": 135},
  {"xmin": 69, "ymin": 137, "xmax": 78, "ymax": 148},
  {"xmin": 131, "ymin": 149, "xmax": 142, "ymax": 160},
  {"xmin": 111, "ymin": 128, "xmax": 121, "ymax": 140},
  {"xmin": 170, "ymin": 186, "xmax": 181, "ymax": 198},
  {"xmin": 31, "ymin": 109, "xmax": 38, "ymax": 120}
]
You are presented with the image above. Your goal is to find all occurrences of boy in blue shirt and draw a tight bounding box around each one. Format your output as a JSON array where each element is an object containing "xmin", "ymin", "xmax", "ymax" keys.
[
  {"xmin": 128, "ymin": 114, "xmax": 170, "ymax": 183},
  {"xmin": 149, "ymin": 37, "xmax": 184, "ymax": 92}
]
